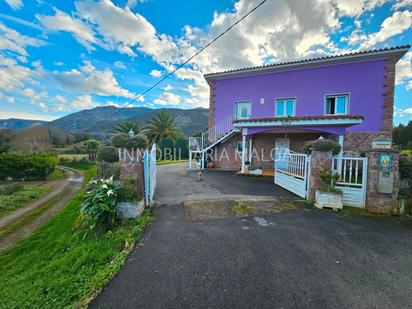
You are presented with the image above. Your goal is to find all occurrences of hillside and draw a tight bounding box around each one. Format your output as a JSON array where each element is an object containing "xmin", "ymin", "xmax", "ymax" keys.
[
  {"xmin": 45, "ymin": 106, "xmax": 209, "ymax": 136},
  {"xmin": 0, "ymin": 118, "xmax": 47, "ymax": 131}
]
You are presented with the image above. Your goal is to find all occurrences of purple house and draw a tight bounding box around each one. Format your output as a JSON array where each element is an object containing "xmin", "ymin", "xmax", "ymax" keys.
[{"xmin": 190, "ymin": 45, "xmax": 409, "ymax": 177}]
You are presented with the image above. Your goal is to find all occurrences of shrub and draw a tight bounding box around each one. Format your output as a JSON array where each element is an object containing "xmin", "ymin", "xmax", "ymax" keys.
[
  {"xmin": 175, "ymin": 137, "xmax": 189, "ymax": 159},
  {"xmin": 97, "ymin": 162, "xmax": 120, "ymax": 180},
  {"xmin": 303, "ymin": 138, "xmax": 341, "ymax": 155},
  {"xmin": 118, "ymin": 176, "xmax": 142, "ymax": 202},
  {"xmin": 400, "ymin": 155, "xmax": 412, "ymax": 180},
  {"xmin": 318, "ymin": 169, "xmax": 342, "ymax": 194},
  {"xmin": 82, "ymin": 177, "xmax": 120, "ymax": 231},
  {"xmin": 0, "ymin": 152, "xmax": 58, "ymax": 181},
  {"xmin": 96, "ymin": 146, "xmax": 118, "ymax": 163},
  {"xmin": 111, "ymin": 134, "xmax": 146, "ymax": 149},
  {"xmin": 0, "ymin": 182, "xmax": 24, "ymax": 195}
]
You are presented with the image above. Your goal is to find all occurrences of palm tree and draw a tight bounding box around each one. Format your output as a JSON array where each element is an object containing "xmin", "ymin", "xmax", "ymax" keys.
[
  {"xmin": 145, "ymin": 112, "xmax": 180, "ymax": 145},
  {"xmin": 84, "ymin": 139, "xmax": 100, "ymax": 160},
  {"xmin": 110, "ymin": 121, "xmax": 141, "ymax": 135}
]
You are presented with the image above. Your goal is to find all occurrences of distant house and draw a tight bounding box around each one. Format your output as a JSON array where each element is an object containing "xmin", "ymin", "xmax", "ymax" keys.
[{"xmin": 191, "ymin": 45, "xmax": 410, "ymax": 172}]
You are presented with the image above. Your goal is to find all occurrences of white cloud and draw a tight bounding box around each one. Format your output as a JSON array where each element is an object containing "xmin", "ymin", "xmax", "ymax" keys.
[
  {"xmin": 361, "ymin": 10, "xmax": 412, "ymax": 48},
  {"xmin": 0, "ymin": 109, "xmax": 57, "ymax": 121},
  {"xmin": 332, "ymin": 0, "xmax": 386, "ymax": 17},
  {"xmin": 0, "ymin": 56, "xmax": 34, "ymax": 91},
  {"xmin": 114, "ymin": 60, "xmax": 126, "ymax": 69},
  {"xmin": 150, "ymin": 69, "xmax": 162, "ymax": 77},
  {"xmin": 393, "ymin": 0, "xmax": 412, "ymax": 10},
  {"xmin": 75, "ymin": 0, "xmax": 177, "ymax": 60},
  {"xmin": 4, "ymin": 0, "xmax": 23, "ymax": 10},
  {"xmin": 52, "ymin": 94, "xmax": 100, "ymax": 112},
  {"xmin": 36, "ymin": 8, "xmax": 98, "ymax": 51},
  {"xmin": 163, "ymin": 84, "xmax": 173, "ymax": 91},
  {"xmin": 54, "ymin": 66, "xmax": 134, "ymax": 98},
  {"xmin": 6, "ymin": 96, "xmax": 15, "ymax": 104},
  {"xmin": 0, "ymin": 22, "xmax": 45, "ymax": 56},
  {"xmin": 394, "ymin": 107, "xmax": 412, "ymax": 117},
  {"xmin": 154, "ymin": 91, "xmax": 181, "ymax": 106},
  {"xmin": 396, "ymin": 52, "xmax": 412, "ymax": 87}
]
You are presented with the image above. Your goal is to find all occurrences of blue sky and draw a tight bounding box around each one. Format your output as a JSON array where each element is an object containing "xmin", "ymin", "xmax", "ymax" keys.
[{"xmin": 0, "ymin": 0, "xmax": 411, "ymax": 125}]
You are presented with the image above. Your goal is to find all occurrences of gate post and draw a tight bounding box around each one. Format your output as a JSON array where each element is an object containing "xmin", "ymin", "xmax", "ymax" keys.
[
  {"xmin": 308, "ymin": 150, "xmax": 333, "ymax": 200},
  {"xmin": 119, "ymin": 148, "xmax": 145, "ymax": 198},
  {"xmin": 365, "ymin": 149, "xmax": 400, "ymax": 214}
]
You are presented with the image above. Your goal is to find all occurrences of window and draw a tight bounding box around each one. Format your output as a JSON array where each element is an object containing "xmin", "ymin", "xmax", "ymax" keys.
[
  {"xmin": 325, "ymin": 95, "xmax": 348, "ymax": 115},
  {"xmin": 275, "ymin": 98, "xmax": 295, "ymax": 117},
  {"xmin": 236, "ymin": 141, "xmax": 243, "ymax": 153},
  {"xmin": 235, "ymin": 101, "xmax": 251, "ymax": 120}
]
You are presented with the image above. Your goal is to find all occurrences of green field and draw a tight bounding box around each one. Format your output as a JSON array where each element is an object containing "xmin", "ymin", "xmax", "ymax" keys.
[
  {"xmin": 0, "ymin": 162, "xmax": 151, "ymax": 308},
  {"xmin": 57, "ymin": 154, "xmax": 88, "ymax": 160},
  {"xmin": 0, "ymin": 187, "xmax": 47, "ymax": 219}
]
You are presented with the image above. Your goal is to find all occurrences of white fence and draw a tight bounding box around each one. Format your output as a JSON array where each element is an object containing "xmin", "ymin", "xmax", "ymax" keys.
[
  {"xmin": 144, "ymin": 144, "xmax": 157, "ymax": 207},
  {"xmin": 274, "ymin": 151, "xmax": 310, "ymax": 198},
  {"xmin": 332, "ymin": 155, "xmax": 368, "ymax": 208}
]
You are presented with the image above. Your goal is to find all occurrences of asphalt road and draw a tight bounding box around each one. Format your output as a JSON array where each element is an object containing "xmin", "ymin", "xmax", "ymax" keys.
[{"xmin": 91, "ymin": 163, "xmax": 412, "ymax": 309}]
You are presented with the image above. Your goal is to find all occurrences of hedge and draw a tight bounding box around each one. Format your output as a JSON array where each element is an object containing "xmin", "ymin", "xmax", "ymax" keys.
[
  {"xmin": 0, "ymin": 152, "xmax": 58, "ymax": 180},
  {"xmin": 303, "ymin": 138, "xmax": 341, "ymax": 155}
]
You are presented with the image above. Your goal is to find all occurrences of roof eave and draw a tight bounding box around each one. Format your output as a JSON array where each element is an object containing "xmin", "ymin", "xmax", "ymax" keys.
[{"xmin": 204, "ymin": 46, "xmax": 410, "ymax": 81}]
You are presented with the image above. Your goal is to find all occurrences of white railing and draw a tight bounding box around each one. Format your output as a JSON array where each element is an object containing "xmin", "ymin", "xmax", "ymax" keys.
[{"xmin": 207, "ymin": 114, "xmax": 235, "ymax": 144}]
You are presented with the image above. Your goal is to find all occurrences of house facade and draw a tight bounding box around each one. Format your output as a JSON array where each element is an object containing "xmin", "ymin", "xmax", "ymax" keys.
[{"xmin": 198, "ymin": 46, "xmax": 409, "ymax": 172}]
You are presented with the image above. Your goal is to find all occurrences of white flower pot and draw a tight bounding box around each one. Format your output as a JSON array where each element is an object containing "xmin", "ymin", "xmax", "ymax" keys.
[
  {"xmin": 314, "ymin": 190, "xmax": 343, "ymax": 210},
  {"xmin": 249, "ymin": 169, "xmax": 263, "ymax": 175}
]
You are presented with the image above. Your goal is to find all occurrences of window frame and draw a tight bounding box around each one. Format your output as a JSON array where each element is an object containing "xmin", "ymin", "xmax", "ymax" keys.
[
  {"xmin": 324, "ymin": 94, "xmax": 349, "ymax": 115},
  {"xmin": 234, "ymin": 100, "xmax": 252, "ymax": 120},
  {"xmin": 275, "ymin": 97, "xmax": 296, "ymax": 117}
]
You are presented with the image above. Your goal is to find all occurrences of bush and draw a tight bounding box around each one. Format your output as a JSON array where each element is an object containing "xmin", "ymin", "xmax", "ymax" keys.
[
  {"xmin": 97, "ymin": 162, "xmax": 120, "ymax": 180},
  {"xmin": 0, "ymin": 182, "xmax": 24, "ymax": 195},
  {"xmin": 303, "ymin": 138, "xmax": 341, "ymax": 155},
  {"xmin": 118, "ymin": 176, "xmax": 142, "ymax": 202},
  {"xmin": 400, "ymin": 155, "xmax": 412, "ymax": 180},
  {"xmin": 96, "ymin": 146, "xmax": 118, "ymax": 163},
  {"xmin": 111, "ymin": 134, "xmax": 146, "ymax": 149},
  {"xmin": 82, "ymin": 177, "xmax": 120, "ymax": 231},
  {"xmin": 0, "ymin": 152, "xmax": 58, "ymax": 181}
]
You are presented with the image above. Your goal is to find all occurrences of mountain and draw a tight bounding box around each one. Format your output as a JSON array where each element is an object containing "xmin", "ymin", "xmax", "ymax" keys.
[
  {"xmin": 45, "ymin": 106, "xmax": 209, "ymax": 136},
  {"xmin": 0, "ymin": 118, "xmax": 47, "ymax": 131}
]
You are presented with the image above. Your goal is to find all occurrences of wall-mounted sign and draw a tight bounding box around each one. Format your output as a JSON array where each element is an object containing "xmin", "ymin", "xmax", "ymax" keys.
[
  {"xmin": 372, "ymin": 139, "xmax": 392, "ymax": 149},
  {"xmin": 378, "ymin": 152, "xmax": 392, "ymax": 169},
  {"xmin": 281, "ymin": 120, "xmax": 291, "ymax": 125}
]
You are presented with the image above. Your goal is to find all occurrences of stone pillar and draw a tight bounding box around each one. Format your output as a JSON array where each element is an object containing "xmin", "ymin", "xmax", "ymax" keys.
[
  {"xmin": 365, "ymin": 149, "xmax": 400, "ymax": 214},
  {"xmin": 308, "ymin": 150, "xmax": 333, "ymax": 200}
]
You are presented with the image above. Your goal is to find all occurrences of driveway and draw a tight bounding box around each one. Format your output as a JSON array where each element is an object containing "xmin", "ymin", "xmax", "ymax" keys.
[
  {"xmin": 154, "ymin": 163, "xmax": 296, "ymax": 205},
  {"xmin": 91, "ymin": 163, "xmax": 412, "ymax": 309}
]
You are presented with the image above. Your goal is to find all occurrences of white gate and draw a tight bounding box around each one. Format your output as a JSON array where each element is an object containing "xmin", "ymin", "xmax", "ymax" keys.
[
  {"xmin": 274, "ymin": 151, "xmax": 310, "ymax": 198},
  {"xmin": 144, "ymin": 143, "xmax": 157, "ymax": 207},
  {"xmin": 332, "ymin": 155, "xmax": 368, "ymax": 208}
]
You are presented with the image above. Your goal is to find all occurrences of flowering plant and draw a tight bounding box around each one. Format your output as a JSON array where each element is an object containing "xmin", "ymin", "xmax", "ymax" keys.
[{"xmin": 81, "ymin": 176, "xmax": 120, "ymax": 231}]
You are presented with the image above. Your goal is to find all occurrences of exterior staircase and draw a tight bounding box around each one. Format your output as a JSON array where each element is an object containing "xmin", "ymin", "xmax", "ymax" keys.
[{"xmin": 189, "ymin": 114, "xmax": 239, "ymax": 160}]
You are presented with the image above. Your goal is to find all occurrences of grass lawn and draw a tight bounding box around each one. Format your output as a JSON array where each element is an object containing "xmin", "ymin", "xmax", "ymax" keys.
[
  {"xmin": 157, "ymin": 159, "xmax": 188, "ymax": 165},
  {"xmin": 0, "ymin": 187, "xmax": 47, "ymax": 219},
  {"xmin": 57, "ymin": 154, "xmax": 88, "ymax": 161},
  {"xmin": 0, "ymin": 162, "xmax": 152, "ymax": 308}
]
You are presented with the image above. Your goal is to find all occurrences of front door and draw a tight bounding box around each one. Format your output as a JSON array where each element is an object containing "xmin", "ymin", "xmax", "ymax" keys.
[{"xmin": 275, "ymin": 138, "xmax": 290, "ymax": 169}]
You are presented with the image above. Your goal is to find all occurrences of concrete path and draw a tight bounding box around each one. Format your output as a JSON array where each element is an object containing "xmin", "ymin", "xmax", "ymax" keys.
[{"xmin": 0, "ymin": 166, "xmax": 83, "ymax": 252}]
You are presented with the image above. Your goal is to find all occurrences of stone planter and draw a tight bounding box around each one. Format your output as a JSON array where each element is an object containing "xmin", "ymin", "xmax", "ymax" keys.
[
  {"xmin": 116, "ymin": 199, "xmax": 145, "ymax": 219},
  {"xmin": 249, "ymin": 168, "xmax": 263, "ymax": 175},
  {"xmin": 314, "ymin": 190, "xmax": 343, "ymax": 210}
]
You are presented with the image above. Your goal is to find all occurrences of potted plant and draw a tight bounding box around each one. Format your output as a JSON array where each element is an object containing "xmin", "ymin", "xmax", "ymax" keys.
[
  {"xmin": 315, "ymin": 169, "xmax": 343, "ymax": 210},
  {"xmin": 248, "ymin": 165, "xmax": 263, "ymax": 175},
  {"xmin": 245, "ymin": 160, "xmax": 250, "ymax": 172}
]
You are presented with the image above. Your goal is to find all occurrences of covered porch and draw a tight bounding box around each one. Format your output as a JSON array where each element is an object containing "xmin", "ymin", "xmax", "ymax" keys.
[{"xmin": 233, "ymin": 115, "xmax": 364, "ymax": 174}]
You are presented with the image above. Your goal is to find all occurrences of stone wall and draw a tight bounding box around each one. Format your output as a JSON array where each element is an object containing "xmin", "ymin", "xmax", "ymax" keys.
[
  {"xmin": 344, "ymin": 132, "xmax": 392, "ymax": 153},
  {"xmin": 119, "ymin": 148, "xmax": 145, "ymax": 197}
]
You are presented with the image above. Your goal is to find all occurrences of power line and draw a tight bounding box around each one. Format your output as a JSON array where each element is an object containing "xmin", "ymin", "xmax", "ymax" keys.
[{"xmin": 95, "ymin": 0, "xmax": 267, "ymax": 126}]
